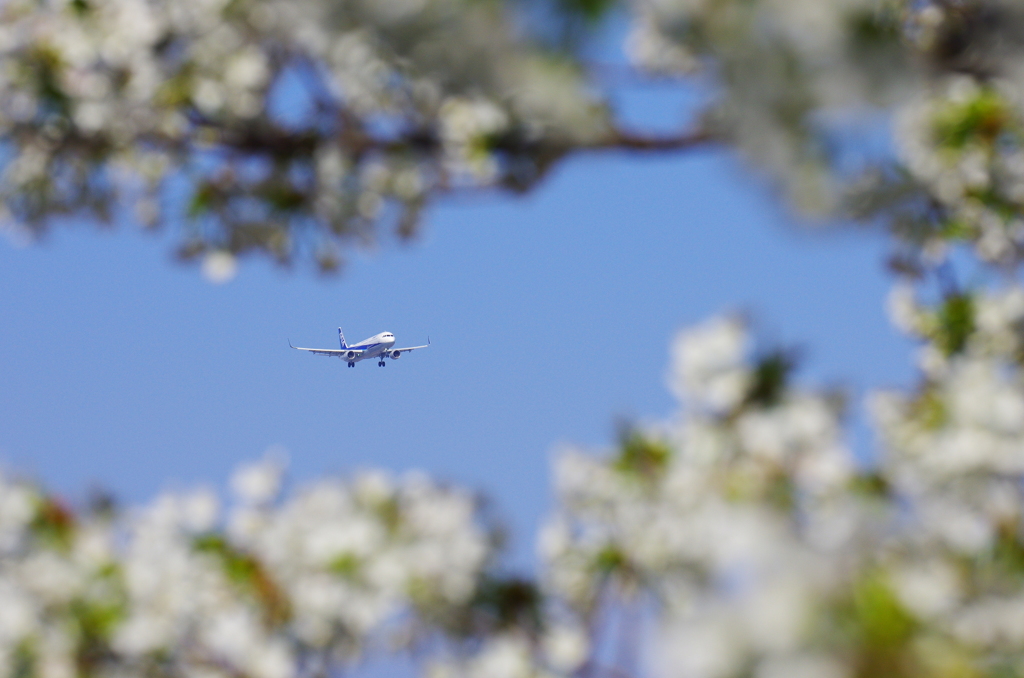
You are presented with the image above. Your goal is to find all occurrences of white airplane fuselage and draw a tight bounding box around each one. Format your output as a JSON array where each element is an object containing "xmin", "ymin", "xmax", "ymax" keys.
[{"xmin": 342, "ymin": 332, "xmax": 396, "ymax": 363}]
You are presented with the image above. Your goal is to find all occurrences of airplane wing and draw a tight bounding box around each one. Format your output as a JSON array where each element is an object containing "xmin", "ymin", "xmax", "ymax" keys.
[
  {"xmin": 289, "ymin": 341, "xmax": 362, "ymax": 357},
  {"xmin": 386, "ymin": 339, "xmax": 429, "ymax": 357},
  {"xmin": 392, "ymin": 344, "xmax": 429, "ymax": 352}
]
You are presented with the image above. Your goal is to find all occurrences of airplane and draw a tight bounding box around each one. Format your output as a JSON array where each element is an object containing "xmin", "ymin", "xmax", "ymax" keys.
[{"xmin": 289, "ymin": 328, "xmax": 429, "ymax": 367}]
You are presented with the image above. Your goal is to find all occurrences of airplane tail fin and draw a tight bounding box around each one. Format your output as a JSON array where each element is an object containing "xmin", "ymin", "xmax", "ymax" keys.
[{"xmin": 338, "ymin": 327, "xmax": 347, "ymax": 349}]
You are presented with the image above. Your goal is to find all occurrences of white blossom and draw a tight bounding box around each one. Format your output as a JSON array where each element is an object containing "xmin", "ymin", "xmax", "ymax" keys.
[{"xmin": 671, "ymin": 315, "xmax": 750, "ymax": 412}]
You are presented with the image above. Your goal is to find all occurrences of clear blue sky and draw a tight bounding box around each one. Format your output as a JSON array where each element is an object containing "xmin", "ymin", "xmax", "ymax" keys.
[{"xmin": 0, "ymin": 79, "xmax": 915, "ymax": 571}]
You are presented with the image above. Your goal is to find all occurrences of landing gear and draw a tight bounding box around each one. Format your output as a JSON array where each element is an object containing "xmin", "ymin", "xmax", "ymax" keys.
[
  {"xmin": 348, "ymin": 362, "xmax": 355, "ymax": 368},
  {"xmin": 378, "ymin": 360, "xmax": 386, "ymax": 367}
]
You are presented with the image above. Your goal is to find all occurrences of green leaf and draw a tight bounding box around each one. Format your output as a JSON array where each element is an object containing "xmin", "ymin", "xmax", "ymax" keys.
[
  {"xmin": 743, "ymin": 350, "xmax": 795, "ymax": 409},
  {"xmin": 194, "ymin": 534, "xmax": 257, "ymax": 584},
  {"xmin": 193, "ymin": 535, "xmax": 291, "ymax": 623},
  {"xmin": 30, "ymin": 497, "xmax": 75, "ymax": 551},
  {"xmin": 594, "ymin": 544, "xmax": 627, "ymax": 575},
  {"xmin": 12, "ymin": 640, "xmax": 35, "ymax": 678},
  {"xmin": 613, "ymin": 430, "xmax": 671, "ymax": 480},
  {"xmin": 831, "ymin": 570, "xmax": 919, "ymax": 677},
  {"xmin": 764, "ymin": 473, "xmax": 796, "ymax": 511},
  {"xmin": 74, "ymin": 598, "xmax": 124, "ymax": 643},
  {"xmin": 328, "ymin": 553, "xmax": 360, "ymax": 580},
  {"xmin": 853, "ymin": 572, "xmax": 916, "ymax": 649},
  {"xmin": 849, "ymin": 472, "xmax": 892, "ymax": 498},
  {"xmin": 966, "ymin": 187, "xmax": 1019, "ymax": 221},
  {"xmin": 375, "ymin": 497, "xmax": 402, "ymax": 534},
  {"xmin": 973, "ymin": 526, "xmax": 1024, "ymax": 589},
  {"xmin": 27, "ymin": 46, "xmax": 71, "ymax": 117},
  {"xmin": 934, "ymin": 88, "xmax": 1014, "ymax": 149},
  {"xmin": 848, "ymin": 7, "xmax": 902, "ymax": 47},
  {"xmin": 261, "ymin": 182, "xmax": 307, "ymax": 212},
  {"xmin": 939, "ymin": 218, "xmax": 976, "ymax": 242},
  {"xmin": 910, "ymin": 388, "xmax": 947, "ymax": 430},
  {"xmin": 187, "ymin": 184, "xmax": 217, "ymax": 218},
  {"xmin": 935, "ymin": 293, "xmax": 974, "ymax": 356},
  {"xmin": 470, "ymin": 576, "xmax": 544, "ymax": 633},
  {"xmin": 556, "ymin": 0, "xmax": 617, "ymax": 23}
]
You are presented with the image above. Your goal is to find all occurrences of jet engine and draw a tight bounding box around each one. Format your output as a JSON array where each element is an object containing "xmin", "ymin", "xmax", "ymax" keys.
[
  {"xmin": 391, "ymin": 351, "xmax": 401, "ymax": 359},
  {"xmin": 346, "ymin": 350, "xmax": 357, "ymax": 359}
]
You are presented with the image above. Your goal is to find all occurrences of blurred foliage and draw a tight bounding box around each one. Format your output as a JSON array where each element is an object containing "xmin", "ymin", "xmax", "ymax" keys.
[
  {"xmin": 613, "ymin": 428, "xmax": 671, "ymax": 480},
  {"xmin": 4, "ymin": 0, "xmax": 1024, "ymax": 277},
  {"xmin": 742, "ymin": 350, "xmax": 796, "ymax": 410},
  {"xmin": 935, "ymin": 293, "xmax": 976, "ymax": 357},
  {"xmin": 842, "ymin": 572, "xmax": 920, "ymax": 678},
  {"xmin": 194, "ymin": 534, "xmax": 292, "ymax": 624}
]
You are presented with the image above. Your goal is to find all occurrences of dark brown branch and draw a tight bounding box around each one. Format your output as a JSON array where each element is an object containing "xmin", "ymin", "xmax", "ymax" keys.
[
  {"xmin": 201, "ymin": 116, "xmax": 713, "ymax": 157},
  {"xmin": 587, "ymin": 128, "xmax": 716, "ymax": 152},
  {"xmin": 135, "ymin": 108, "xmax": 715, "ymax": 169}
]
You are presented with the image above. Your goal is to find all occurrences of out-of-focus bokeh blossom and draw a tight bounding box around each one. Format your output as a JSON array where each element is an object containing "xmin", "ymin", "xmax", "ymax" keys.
[
  {"xmin": 8, "ymin": 0, "xmax": 1024, "ymax": 275},
  {"xmin": 0, "ymin": 458, "xmax": 493, "ymax": 678},
  {"xmin": 0, "ymin": 0, "xmax": 616, "ymax": 270},
  {"xmin": 12, "ymin": 304, "xmax": 1024, "ymax": 677}
]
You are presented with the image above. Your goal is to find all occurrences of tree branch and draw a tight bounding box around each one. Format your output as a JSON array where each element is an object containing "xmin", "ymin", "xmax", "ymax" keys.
[{"xmin": 587, "ymin": 128, "xmax": 716, "ymax": 152}]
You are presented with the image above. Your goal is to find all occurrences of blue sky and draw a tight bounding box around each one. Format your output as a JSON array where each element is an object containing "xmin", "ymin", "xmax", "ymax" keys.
[{"xmin": 0, "ymin": 79, "xmax": 916, "ymax": 571}]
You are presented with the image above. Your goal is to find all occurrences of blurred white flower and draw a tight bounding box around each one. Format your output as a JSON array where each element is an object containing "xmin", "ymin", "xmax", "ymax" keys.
[
  {"xmin": 756, "ymin": 655, "xmax": 848, "ymax": 678},
  {"xmin": 542, "ymin": 624, "xmax": 588, "ymax": 673},
  {"xmin": 655, "ymin": 617, "xmax": 739, "ymax": 678},
  {"xmin": 202, "ymin": 251, "xmax": 238, "ymax": 284},
  {"xmin": 231, "ymin": 454, "xmax": 286, "ymax": 504},
  {"xmin": 892, "ymin": 560, "xmax": 961, "ymax": 619},
  {"xmin": 671, "ymin": 316, "xmax": 750, "ymax": 412},
  {"xmin": 887, "ymin": 284, "xmax": 923, "ymax": 336}
]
